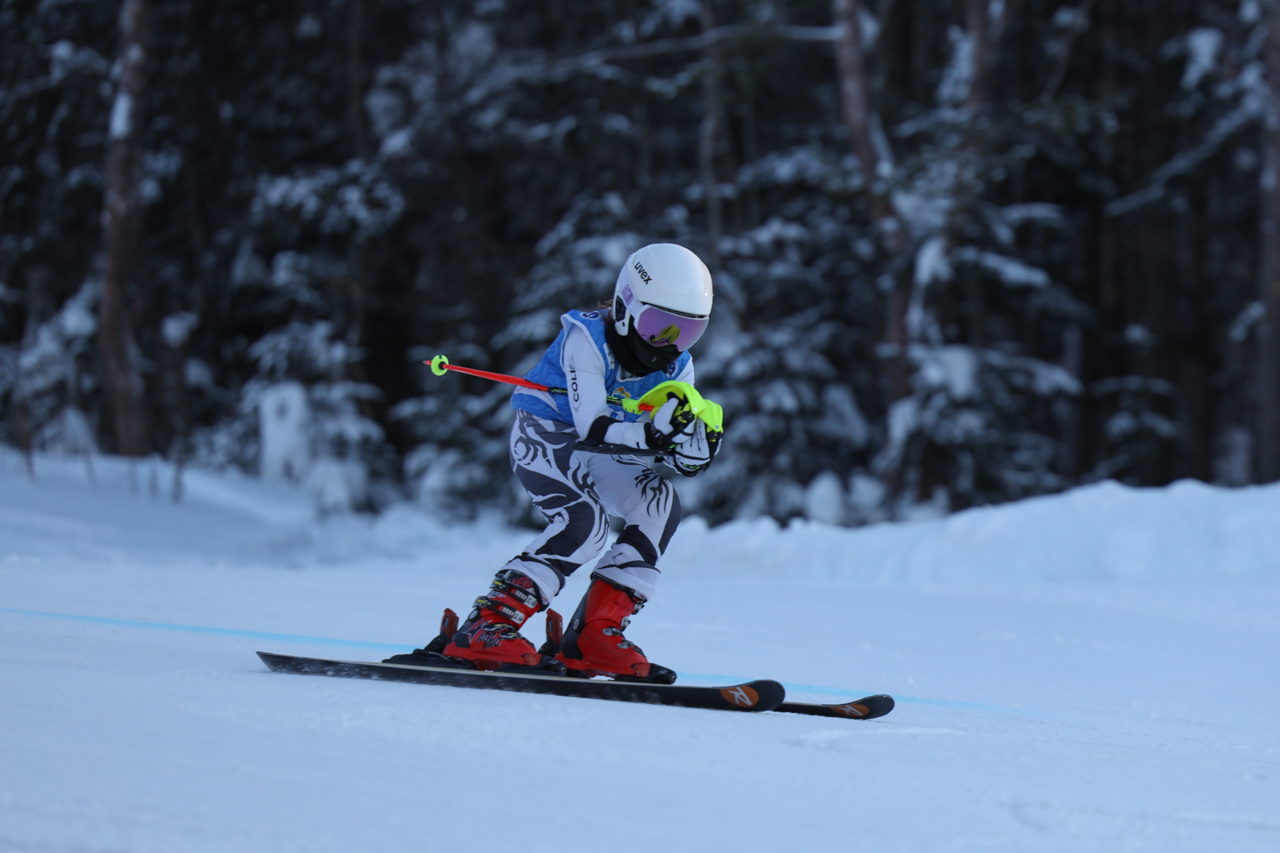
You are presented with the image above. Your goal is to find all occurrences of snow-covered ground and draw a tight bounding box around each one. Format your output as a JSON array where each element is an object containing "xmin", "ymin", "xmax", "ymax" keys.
[{"xmin": 2, "ymin": 449, "xmax": 1278, "ymax": 852}]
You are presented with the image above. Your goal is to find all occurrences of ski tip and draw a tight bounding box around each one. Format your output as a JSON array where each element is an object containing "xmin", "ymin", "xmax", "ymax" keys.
[
  {"xmin": 833, "ymin": 694, "xmax": 895, "ymax": 720},
  {"xmin": 774, "ymin": 692, "xmax": 896, "ymax": 720},
  {"xmin": 256, "ymin": 650, "xmax": 286, "ymax": 671}
]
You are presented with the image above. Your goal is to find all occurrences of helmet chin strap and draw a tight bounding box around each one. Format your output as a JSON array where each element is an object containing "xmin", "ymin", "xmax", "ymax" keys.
[{"xmin": 605, "ymin": 318, "xmax": 680, "ymax": 376}]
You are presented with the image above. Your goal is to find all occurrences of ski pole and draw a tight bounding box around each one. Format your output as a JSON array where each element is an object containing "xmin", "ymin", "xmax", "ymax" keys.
[
  {"xmin": 425, "ymin": 354, "xmax": 723, "ymax": 438},
  {"xmin": 424, "ymin": 354, "xmax": 656, "ymax": 413}
]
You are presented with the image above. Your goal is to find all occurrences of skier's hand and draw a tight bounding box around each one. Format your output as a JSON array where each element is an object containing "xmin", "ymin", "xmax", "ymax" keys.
[
  {"xmin": 671, "ymin": 419, "xmax": 722, "ymax": 476},
  {"xmin": 644, "ymin": 397, "xmax": 697, "ymax": 450}
]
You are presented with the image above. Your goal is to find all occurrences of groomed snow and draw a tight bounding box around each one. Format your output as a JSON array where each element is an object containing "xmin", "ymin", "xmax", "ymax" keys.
[{"xmin": 2, "ymin": 450, "xmax": 1278, "ymax": 852}]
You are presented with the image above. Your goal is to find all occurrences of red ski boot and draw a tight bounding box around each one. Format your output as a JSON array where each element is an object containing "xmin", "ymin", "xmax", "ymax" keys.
[
  {"xmin": 443, "ymin": 570, "xmax": 555, "ymax": 671},
  {"xmin": 555, "ymin": 576, "xmax": 675, "ymax": 683}
]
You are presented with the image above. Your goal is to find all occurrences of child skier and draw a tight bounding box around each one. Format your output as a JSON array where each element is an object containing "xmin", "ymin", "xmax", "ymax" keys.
[{"xmin": 397, "ymin": 243, "xmax": 721, "ymax": 683}]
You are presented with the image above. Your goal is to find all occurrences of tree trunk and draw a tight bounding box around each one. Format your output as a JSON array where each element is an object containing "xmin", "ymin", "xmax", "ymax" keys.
[
  {"xmin": 347, "ymin": 0, "xmax": 367, "ymax": 162},
  {"xmin": 833, "ymin": 0, "xmax": 895, "ymax": 227},
  {"xmin": 834, "ymin": 0, "xmax": 906, "ymax": 412},
  {"xmin": 733, "ymin": 58, "xmax": 761, "ymax": 230},
  {"xmin": 699, "ymin": 0, "xmax": 724, "ymax": 266},
  {"xmin": 1041, "ymin": 0, "xmax": 1097, "ymax": 103},
  {"xmin": 967, "ymin": 0, "xmax": 1022, "ymax": 111},
  {"xmin": 98, "ymin": 0, "xmax": 150, "ymax": 457},
  {"xmin": 1259, "ymin": 0, "xmax": 1280, "ymax": 482},
  {"xmin": 345, "ymin": 0, "xmax": 372, "ymax": 394},
  {"xmin": 965, "ymin": 0, "xmax": 991, "ymax": 111},
  {"xmin": 14, "ymin": 267, "xmax": 52, "ymax": 478},
  {"xmin": 1183, "ymin": 180, "xmax": 1213, "ymax": 482}
]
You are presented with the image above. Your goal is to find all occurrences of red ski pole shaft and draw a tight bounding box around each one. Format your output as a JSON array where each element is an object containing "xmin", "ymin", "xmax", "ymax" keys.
[
  {"xmin": 427, "ymin": 359, "xmax": 551, "ymax": 392},
  {"xmin": 425, "ymin": 355, "xmax": 654, "ymax": 412}
]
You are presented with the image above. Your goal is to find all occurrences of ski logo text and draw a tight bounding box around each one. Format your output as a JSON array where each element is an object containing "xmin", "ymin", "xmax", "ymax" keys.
[
  {"xmin": 720, "ymin": 685, "xmax": 760, "ymax": 708},
  {"xmin": 633, "ymin": 261, "xmax": 653, "ymax": 284}
]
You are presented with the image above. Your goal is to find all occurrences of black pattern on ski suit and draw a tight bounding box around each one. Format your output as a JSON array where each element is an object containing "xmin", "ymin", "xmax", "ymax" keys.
[{"xmin": 502, "ymin": 410, "xmax": 680, "ymax": 602}]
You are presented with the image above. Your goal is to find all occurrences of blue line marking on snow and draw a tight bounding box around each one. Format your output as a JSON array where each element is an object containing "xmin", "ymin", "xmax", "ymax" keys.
[
  {"xmin": 2, "ymin": 607, "xmax": 1030, "ymax": 713},
  {"xmin": 0, "ymin": 607, "xmax": 406, "ymax": 652}
]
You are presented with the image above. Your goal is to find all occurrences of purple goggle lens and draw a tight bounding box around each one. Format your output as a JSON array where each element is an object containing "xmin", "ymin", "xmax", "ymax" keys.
[{"xmin": 633, "ymin": 303, "xmax": 709, "ymax": 352}]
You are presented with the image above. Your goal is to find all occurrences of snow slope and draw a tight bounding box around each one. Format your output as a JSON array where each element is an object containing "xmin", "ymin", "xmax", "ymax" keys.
[{"xmin": 2, "ymin": 450, "xmax": 1278, "ymax": 852}]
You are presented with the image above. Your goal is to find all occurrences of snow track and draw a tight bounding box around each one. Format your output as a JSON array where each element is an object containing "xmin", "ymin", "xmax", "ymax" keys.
[{"xmin": 2, "ymin": 451, "xmax": 1278, "ymax": 851}]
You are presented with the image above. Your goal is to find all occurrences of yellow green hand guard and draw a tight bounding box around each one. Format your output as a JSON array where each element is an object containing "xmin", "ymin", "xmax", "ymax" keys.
[
  {"xmin": 624, "ymin": 381, "xmax": 722, "ymax": 433},
  {"xmin": 623, "ymin": 382, "xmax": 722, "ymax": 474}
]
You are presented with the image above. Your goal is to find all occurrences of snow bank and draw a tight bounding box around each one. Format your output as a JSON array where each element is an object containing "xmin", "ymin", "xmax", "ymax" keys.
[
  {"xmin": 5, "ymin": 446, "xmax": 1278, "ymax": 587},
  {"xmin": 670, "ymin": 478, "xmax": 1280, "ymax": 585}
]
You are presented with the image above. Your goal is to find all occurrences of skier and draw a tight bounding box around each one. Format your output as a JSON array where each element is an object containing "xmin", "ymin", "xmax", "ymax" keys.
[{"xmin": 420, "ymin": 244, "xmax": 721, "ymax": 682}]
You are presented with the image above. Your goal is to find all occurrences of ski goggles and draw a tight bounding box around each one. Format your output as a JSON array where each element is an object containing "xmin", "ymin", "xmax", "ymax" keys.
[
  {"xmin": 619, "ymin": 282, "xmax": 709, "ymax": 351},
  {"xmin": 634, "ymin": 303, "xmax": 709, "ymax": 352}
]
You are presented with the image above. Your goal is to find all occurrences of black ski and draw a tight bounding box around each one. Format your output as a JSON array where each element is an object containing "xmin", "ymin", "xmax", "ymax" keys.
[
  {"xmin": 257, "ymin": 652, "xmax": 786, "ymax": 713},
  {"xmin": 776, "ymin": 694, "xmax": 895, "ymax": 720}
]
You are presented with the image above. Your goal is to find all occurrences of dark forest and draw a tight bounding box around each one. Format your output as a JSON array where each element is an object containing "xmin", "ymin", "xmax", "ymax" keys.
[{"xmin": 4, "ymin": 0, "xmax": 1280, "ymax": 524}]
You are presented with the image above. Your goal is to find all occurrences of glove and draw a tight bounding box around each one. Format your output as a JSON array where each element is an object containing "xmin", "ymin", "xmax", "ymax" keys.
[
  {"xmin": 594, "ymin": 397, "xmax": 698, "ymax": 452},
  {"xmin": 643, "ymin": 397, "xmax": 697, "ymax": 451},
  {"xmin": 670, "ymin": 418, "xmax": 722, "ymax": 476}
]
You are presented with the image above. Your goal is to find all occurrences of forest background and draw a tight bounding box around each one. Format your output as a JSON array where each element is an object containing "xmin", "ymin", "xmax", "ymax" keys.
[{"xmin": 5, "ymin": 0, "xmax": 1280, "ymax": 527}]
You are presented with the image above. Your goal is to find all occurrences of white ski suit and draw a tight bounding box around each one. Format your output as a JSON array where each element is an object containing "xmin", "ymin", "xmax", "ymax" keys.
[{"xmin": 501, "ymin": 310, "xmax": 695, "ymax": 604}]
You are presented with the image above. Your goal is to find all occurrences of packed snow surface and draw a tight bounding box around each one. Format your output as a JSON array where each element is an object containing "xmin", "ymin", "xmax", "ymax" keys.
[{"xmin": 2, "ymin": 450, "xmax": 1278, "ymax": 852}]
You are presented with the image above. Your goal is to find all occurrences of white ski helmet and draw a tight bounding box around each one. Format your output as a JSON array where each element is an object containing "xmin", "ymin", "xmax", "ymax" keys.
[{"xmin": 612, "ymin": 243, "xmax": 713, "ymax": 369}]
